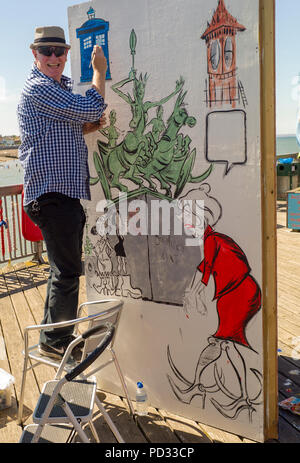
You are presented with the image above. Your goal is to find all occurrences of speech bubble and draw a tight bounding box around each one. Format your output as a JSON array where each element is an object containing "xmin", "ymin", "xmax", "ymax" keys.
[{"xmin": 205, "ymin": 110, "xmax": 247, "ymax": 175}]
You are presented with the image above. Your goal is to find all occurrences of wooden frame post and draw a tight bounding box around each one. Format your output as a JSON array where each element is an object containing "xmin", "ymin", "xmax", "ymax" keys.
[{"xmin": 260, "ymin": 0, "xmax": 278, "ymax": 441}]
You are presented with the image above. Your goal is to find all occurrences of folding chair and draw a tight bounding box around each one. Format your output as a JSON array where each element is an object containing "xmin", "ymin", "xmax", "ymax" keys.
[
  {"xmin": 20, "ymin": 323, "xmax": 123, "ymax": 443},
  {"xmin": 18, "ymin": 299, "xmax": 134, "ymax": 427}
]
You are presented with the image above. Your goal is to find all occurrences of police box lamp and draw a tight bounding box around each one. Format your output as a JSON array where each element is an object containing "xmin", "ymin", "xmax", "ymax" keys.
[{"xmin": 76, "ymin": 8, "xmax": 111, "ymax": 82}]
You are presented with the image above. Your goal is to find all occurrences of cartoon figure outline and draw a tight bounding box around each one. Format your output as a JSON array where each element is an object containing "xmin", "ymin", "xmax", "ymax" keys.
[{"xmin": 167, "ymin": 184, "xmax": 263, "ymax": 421}]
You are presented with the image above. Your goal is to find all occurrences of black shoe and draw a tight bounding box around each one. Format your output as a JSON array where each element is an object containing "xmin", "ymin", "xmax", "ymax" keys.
[
  {"xmin": 38, "ymin": 343, "xmax": 67, "ymax": 360},
  {"xmin": 39, "ymin": 336, "xmax": 83, "ymax": 362}
]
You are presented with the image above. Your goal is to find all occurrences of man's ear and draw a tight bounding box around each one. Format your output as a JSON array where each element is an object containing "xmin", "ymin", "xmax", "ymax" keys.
[{"xmin": 32, "ymin": 48, "xmax": 38, "ymax": 64}]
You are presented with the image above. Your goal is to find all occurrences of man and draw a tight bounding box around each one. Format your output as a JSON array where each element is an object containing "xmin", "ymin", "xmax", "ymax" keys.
[{"xmin": 17, "ymin": 26, "xmax": 107, "ymax": 360}]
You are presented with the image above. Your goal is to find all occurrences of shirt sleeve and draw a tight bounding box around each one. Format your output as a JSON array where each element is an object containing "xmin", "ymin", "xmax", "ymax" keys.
[{"xmin": 30, "ymin": 80, "xmax": 107, "ymax": 123}]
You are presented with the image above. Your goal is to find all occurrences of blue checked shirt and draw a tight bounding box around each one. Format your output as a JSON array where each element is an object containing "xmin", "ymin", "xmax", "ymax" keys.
[{"xmin": 18, "ymin": 64, "xmax": 107, "ymax": 205}]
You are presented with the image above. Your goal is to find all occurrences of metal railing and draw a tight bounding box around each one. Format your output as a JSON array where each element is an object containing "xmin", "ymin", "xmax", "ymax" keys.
[{"xmin": 0, "ymin": 184, "xmax": 45, "ymax": 265}]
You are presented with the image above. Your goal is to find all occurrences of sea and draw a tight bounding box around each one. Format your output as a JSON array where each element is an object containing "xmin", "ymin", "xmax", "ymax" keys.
[
  {"xmin": 0, "ymin": 156, "xmax": 23, "ymax": 187},
  {"xmin": 276, "ymin": 134, "xmax": 300, "ymax": 157}
]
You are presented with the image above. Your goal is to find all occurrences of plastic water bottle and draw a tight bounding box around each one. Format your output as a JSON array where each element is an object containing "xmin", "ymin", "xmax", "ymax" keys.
[{"xmin": 135, "ymin": 381, "xmax": 148, "ymax": 416}]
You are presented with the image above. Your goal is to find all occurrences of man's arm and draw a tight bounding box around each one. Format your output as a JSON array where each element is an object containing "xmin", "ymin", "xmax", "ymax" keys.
[
  {"xmin": 82, "ymin": 114, "xmax": 107, "ymax": 135},
  {"xmin": 91, "ymin": 45, "xmax": 107, "ymax": 99},
  {"xmin": 82, "ymin": 45, "xmax": 107, "ymax": 134}
]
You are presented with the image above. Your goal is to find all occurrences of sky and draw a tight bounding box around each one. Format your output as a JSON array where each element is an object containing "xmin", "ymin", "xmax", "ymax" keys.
[{"xmin": 0, "ymin": 0, "xmax": 298, "ymax": 136}]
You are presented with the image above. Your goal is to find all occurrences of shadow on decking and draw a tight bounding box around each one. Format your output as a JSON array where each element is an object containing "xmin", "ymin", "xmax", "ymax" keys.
[{"xmin": 0, "ymin": 264, "xmax": 50, "ymax": 299}]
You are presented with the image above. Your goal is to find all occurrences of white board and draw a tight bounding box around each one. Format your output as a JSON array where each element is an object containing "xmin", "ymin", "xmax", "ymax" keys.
[{"xmin": 68, "ymin": 0, "xmax": 267, "ymax": 442}]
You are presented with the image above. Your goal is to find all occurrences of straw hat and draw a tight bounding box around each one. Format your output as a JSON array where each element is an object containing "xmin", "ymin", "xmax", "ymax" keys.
[{"xmin": 30, "ymin": 26, "xmax": 71, "ymax": 49}]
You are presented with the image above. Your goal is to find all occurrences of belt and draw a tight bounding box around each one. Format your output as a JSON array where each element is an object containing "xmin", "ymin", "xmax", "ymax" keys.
[{"xmin": 37, "ymin": 193, "xmax": 80, "ymax": 203}]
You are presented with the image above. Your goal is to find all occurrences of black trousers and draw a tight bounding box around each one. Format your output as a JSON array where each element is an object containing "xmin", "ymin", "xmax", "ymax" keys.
[{"xmin": 24, "ymin": 193, "xmax": 86, "ymax": 347}]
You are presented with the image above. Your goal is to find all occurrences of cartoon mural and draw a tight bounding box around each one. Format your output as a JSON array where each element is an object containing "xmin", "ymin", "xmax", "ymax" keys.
[{"xmin": 68, "ymin": 0, "xmax": 267, "ymax": 441}]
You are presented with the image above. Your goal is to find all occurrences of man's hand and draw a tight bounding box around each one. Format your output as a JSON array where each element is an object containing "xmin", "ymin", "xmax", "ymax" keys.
[
  {"xmin": 91, "ymin": 45, "xmax": 107, "ymax": 75},
  {"xmin": 83, "ymin": 114, "xmax": 107, "ymax": 135}
]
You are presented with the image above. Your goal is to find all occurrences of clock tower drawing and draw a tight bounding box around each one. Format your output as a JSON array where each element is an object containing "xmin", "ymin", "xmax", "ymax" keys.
[{"xmin": 201, "ymin": 0, "xmax": 247, "ymax": 108}]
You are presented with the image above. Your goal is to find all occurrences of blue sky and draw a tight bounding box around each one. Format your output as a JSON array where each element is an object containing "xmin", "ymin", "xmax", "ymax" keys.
[{"xmin": 0, "ymin": 0, "xmax": 297, "ymax": 136}]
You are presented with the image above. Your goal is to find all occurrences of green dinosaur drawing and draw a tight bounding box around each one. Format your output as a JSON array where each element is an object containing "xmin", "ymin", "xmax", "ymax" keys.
[{"xmin": 91, "ymin": 29, "xmax": 213, "ymax": 201}]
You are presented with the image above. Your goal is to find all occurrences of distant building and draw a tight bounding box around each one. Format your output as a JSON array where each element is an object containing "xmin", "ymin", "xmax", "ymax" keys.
[
  {"xmin": 0, "ymin": 136, "xmax": 20, "ymax": 147},
  {"xmin": 3, "ymin": 138, "xmax": 14, "ymax": 146}
]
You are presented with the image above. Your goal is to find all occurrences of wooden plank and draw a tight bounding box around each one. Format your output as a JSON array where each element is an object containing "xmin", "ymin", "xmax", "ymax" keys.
[
  {"xmin": 99, "ymin": 391, "xmax": 147, "ymax": 443},
  {"xmin": 135, "ymin": 406, "xmax": 181, "ymax": 443},
  {"xmin": 278, "ymin": 340, "xmax": 297, "ymax": 358},
  {"xmin": 278, "ymin": 415, "xmax": 300, "ymax": 443},
  {"xmin": 259, "ymin": 0, "xmax": 278, "ymax": 441},
  {"xmin": 278, "ymin": 317, "xmax": 300, "ymax": 334},
  {"xmin": 11, "ymin": 267, "xmax": 44, "ymax": 321},
  {"xmin": 0, "ymin": 272, "xmax": 8, "ymax": 298},
  {"xmin": 196, "ymin": 421, "xmax": 244, "ymax": 444},
  {"xmin": 278, "ymin": 327, "xmax": 300, "ymax": 354},
  {"xmin": 281, "ymin": 356, "xmax": 300, "ymax": 372},
  {"xmin": 278, "ymin": 357, "xmax": 300, "ymax": 389},
  {"xmin": 158, "ymin": 409, "xmax": 213, "ymax": 443},
  {"xmin": 278, "ymin": 307, "xmax": 300, "ymax": 328},
  {"xmin": 278, "ymin": 294, "xmax": 300, "ymax": 314},
  {"xmin": 278, "ymin": 372, "xmax": 300, "ymax": 398}
]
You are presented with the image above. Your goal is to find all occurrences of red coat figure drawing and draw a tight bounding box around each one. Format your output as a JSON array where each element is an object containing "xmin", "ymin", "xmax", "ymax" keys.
[{"xmin": 198, "ymin": 225, "xmax": 261, "ymax": 349}]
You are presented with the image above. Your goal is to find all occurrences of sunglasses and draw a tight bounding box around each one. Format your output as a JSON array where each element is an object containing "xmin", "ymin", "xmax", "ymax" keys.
[{"xmin": 37, "ymin": 46, "xmax": 66, "ymax": 57}]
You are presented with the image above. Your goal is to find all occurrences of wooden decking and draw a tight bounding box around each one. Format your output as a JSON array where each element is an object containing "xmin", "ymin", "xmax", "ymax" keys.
[{"xmin": 0, "ymin": 201, "xmax": 299, "ymax": 444}]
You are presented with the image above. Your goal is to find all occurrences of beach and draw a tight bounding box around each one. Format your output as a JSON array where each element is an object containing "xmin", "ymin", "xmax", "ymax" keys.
[{"xmin": 0, "ymin": 148, "xmax": 18, "ymax": 162}]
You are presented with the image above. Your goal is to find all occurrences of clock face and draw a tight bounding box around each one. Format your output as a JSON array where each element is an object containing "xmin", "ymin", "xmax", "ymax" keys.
[
  {"xmin": 224, "ymin": 37, "xmax": 233, "ymax": 68},
  {"xmin": 210, "ymin": 40, "xmax": 220, "ymax": 71}
]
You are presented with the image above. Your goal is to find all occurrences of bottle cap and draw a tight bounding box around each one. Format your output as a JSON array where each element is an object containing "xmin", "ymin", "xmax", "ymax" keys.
[{"xmin": 137, "ymin": 381, "xmax": 143, "ymax": 388}]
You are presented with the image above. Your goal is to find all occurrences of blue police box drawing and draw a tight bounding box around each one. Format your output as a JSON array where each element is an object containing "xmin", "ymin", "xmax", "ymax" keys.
[{"xmin": 76, "ymin": 7, "xmax": 111, "ymax": 82}]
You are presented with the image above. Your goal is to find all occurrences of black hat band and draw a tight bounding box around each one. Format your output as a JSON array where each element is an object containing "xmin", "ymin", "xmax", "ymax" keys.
[{"xmin": 34, "ymin": 37, "xmax": 66, "ymax": 44}]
